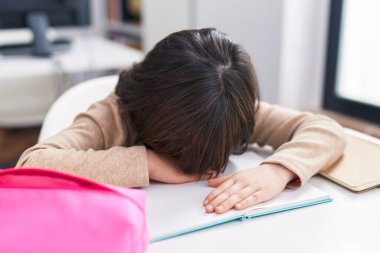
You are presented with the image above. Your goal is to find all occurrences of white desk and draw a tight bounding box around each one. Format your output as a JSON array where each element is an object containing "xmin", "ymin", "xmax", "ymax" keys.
[
  {"xmin": 0, "ymin": 35, "xmax": 143, "ymax": 127},
  {"xmin": 147, "ymin": 176, "xmax": 380, "ymax": 253}
]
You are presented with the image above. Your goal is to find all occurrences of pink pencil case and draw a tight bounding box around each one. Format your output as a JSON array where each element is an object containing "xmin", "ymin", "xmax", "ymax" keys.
[{"xmin": 0, "ymin": 168, "xmax": 147, "ymax": 253}]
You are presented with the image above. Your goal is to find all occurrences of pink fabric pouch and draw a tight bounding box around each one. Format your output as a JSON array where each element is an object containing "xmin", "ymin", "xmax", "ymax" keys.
[{"xmin": 0, "ymin": 168, "xmax": 147, "ymax": 253}]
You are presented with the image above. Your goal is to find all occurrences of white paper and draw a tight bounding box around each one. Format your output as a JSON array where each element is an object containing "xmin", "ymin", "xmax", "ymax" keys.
[{"xmin": 145, "ymin": 150, "xmax": 330, "ymax": 241}]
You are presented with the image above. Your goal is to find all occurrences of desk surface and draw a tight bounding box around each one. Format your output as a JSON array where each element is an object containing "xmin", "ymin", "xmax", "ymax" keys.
[
  {"xmin": 147, "ymin": 176, "xmax": 380, "ymax": 253},
  {"xmin": 0, "ymin": 35, "xmax": 143, "ymax": 76},
  {"xmin": 0, "ymin": 35, "xmax": 143, "ymax": 127}
]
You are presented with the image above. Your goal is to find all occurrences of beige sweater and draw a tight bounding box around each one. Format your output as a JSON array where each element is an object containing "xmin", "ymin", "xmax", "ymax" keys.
[{"xmin": 16, "ymin": 92, "xmax": 346, "ymax": 188}]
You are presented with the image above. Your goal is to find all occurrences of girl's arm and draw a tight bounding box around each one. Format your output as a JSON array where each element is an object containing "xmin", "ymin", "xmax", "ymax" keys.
[
  {"xmin": 17, "ymin": 92, "xmax": 200, "ymax": 187},
  {"xmin": 16, "ymin": 93, "xmax": 150, "ymax": 187},
  {"xmin": 252, "ymin": 101, "xmax": 346, "ymax": 187},
  {"xmin": 204, "ymin": 102, "xmax": 346, "ymax": 213}
]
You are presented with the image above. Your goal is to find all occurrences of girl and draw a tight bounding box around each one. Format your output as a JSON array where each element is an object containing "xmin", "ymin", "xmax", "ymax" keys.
[{"xmin": 17, "ymin": 28, "xmax": 346, "ymax": 214}]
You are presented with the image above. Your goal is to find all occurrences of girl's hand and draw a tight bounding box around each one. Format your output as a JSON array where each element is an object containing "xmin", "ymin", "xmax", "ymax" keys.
[
  {"xmin": 147, "ymin": 149, "xmax": 207, "ymax": 184},
  {"xmin": 203, "ymin": 164, "xmax": 296, "ymax": 214}
]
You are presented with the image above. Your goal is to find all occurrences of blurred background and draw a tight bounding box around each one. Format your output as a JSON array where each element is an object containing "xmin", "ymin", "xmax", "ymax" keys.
[{"xmin": 0, "ymin": 0, "xmax": 379, "ymax": 168}]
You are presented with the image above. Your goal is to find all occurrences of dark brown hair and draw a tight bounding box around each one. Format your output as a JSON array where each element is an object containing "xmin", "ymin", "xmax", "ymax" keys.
[{"xmin": 116, "ymin": 28, "xmax": 259, "ymax": 177}]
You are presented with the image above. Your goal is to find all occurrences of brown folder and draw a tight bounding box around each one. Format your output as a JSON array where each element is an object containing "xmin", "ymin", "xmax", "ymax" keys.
[{"xmin": 320, "ymin": 129, "xmax": 380, "ymax": 193}]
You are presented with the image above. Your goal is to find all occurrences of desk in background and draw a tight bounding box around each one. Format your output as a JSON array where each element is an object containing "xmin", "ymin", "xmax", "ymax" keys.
[{"xmin": 0, "ymin": 35, "xmax": 143, "ymax": 127}]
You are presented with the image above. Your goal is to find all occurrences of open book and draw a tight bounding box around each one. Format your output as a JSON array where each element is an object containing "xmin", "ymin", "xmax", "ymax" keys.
[{"xmin": 145, "ymin": 150, "xmax": 331, "ymax": 242}]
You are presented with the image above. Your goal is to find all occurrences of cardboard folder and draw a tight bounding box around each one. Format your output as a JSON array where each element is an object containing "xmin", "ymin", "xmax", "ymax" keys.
[{"xmin": 320, "ymin": 128, "xmax": 380, "ymax": 193}]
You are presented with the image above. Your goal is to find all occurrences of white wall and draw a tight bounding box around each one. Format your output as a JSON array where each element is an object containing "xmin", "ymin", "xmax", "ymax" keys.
[
  {"xmin": 142, "ymin": 0, "xmax": 331, "ymax": 109},
  {"xmin": 142, "ymin": 0, "xmax": 285, "ymax": 103},
  {"xmin": 279, "ymin": 0, "xmax": 330, "ymax": 110},
  {"xmin": 194, "ymin": 0, "xmax": 284, "ymax": 104},
  {"xmin": 142, "ymin": 0, "xmax": 192, "ymax": 52}
]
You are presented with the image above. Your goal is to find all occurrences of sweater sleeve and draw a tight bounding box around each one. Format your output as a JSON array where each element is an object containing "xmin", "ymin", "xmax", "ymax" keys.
[
  {"xmin": 252, "ymin": 101, "xmax": 346, "ymax": 187},
  {"xmin": 16, "ymin": 92, "xmax": 149, "ymax": 188}
]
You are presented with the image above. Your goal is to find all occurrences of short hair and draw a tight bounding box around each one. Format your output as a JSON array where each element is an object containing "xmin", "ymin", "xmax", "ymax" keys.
[{"xmin": 116, "ymin": 28, "xmax": 260, "ymax": 177}]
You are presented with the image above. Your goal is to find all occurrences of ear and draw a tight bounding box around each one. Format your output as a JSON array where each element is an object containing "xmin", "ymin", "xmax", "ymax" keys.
[{"xmin": 208, "ymin": 175, "xmax": 232, "ymax": 187}]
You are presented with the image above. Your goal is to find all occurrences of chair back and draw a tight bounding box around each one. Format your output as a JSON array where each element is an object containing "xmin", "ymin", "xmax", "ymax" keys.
[{"xmin": 39, "ymin": 75, "xmax": 119, "ymax": 142}]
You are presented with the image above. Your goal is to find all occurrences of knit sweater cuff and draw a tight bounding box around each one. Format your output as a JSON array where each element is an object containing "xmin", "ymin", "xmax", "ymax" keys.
[
  {"xmin": 112, "ymin": 145, "xmax": 149, "ymax": 187},
  {"xmin": 260, "ymin": 157, "xmax": 308, "ymax": 189}
]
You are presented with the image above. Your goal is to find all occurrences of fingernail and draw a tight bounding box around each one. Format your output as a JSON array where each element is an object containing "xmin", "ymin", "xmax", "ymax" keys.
[
  {"xmin": 206, "ymin": 205, "xmax": 213, "ymax": 211},
  {"xmin": 216, "ymin": 206, "xmax": 223, "ymax": 212},
  {"xmin": 235, "ymin": 203, "xmax": 241, "ymax": 208},
  {"xmin": 204, "ymin": 199, "xmax": 209, "ymax": 205}
]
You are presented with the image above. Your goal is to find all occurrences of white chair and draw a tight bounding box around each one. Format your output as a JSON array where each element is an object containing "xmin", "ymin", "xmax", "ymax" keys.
[{"xmin": 38, "ymin": 75, "xmax": 119, "ymax": 142}]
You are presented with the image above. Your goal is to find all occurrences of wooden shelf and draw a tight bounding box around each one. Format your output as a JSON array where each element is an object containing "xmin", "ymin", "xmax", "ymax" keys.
[
  {"xmin": 316, "ymin": 110, "xmax": 380, "ymax": 139},
  {"xmin": 107, "ymin": 22, "xmax": 141, "ymax": 39}
]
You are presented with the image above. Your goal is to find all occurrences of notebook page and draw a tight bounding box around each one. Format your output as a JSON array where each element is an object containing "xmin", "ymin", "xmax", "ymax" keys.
[{"xmin": 145, "ymin": 150, "xmax": 330, "ymax": 241}]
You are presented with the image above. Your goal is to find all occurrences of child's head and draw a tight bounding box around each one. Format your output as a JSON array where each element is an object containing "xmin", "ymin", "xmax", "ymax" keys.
[{"xmin": 116, "ymin": 28, "xmax": 259, "ymax": 177}]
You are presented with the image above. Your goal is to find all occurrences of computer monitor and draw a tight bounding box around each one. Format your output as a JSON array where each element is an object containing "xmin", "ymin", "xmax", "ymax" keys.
[{"xmin": 0, "ymin": 0, "xmax": 91, "ymax": 57}]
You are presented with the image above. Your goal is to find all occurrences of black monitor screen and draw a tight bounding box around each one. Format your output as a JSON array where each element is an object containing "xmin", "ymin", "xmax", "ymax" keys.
[{"xmin": 0, "ymin": 0, "xmax": 90, "ymax": 29}]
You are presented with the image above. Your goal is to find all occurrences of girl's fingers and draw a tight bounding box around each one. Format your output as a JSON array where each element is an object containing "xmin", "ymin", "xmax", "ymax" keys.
[
  {"xmin": 234, "ymin": 191, "xmax": 262, "ymax": 210},
  {"xmin": 203, "ymin": 176, "xmax": 234, "ymax": 206},
  {"xmin": 215, "ymin": 186, "xmax": 260, "ymax": 214},
  {"xmin": 205, "ymin": 182, "xmax": 245, "ymax": 212},
  {"xmin": 207, "ymin": 175, "xmax": 232, "ymax": 187}
]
